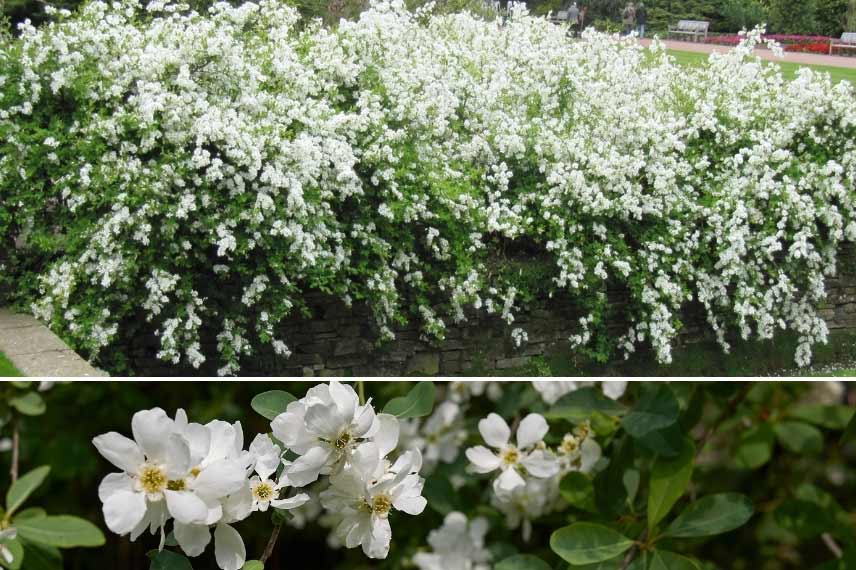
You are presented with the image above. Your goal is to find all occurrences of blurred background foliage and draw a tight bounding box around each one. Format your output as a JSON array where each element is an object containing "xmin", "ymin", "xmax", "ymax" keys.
[
  {"xmin": 3, "ymin": 0, "xmax": 856, "ymax": 37},
  {"xmin": 0, "ymin": 381, "xmax": 853, "ymax": 569}
]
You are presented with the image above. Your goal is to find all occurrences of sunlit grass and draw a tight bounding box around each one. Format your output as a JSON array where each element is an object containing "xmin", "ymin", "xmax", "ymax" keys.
[{"xmin": 0, "ymin": 352, "xmax": 23, "ymax": 377}]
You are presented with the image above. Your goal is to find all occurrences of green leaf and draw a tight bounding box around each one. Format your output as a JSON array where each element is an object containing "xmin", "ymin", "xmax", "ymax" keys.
[
  {"xmin": 149, "ymin": 550, "xmax": 194, "ymax": 570},
  {"xmin": 250, "ymin": 391, "xmax": 296, "ymax": 420},
  {"xmin": 775, "ymin": 499, "xmax": 831, "ymax": 539},
  {"xmin": 623, "ymin": 468, "xmax": 640, "ymax": 508},
  {"xmin": 621, "ymin": 385, "xmax": 679, "ymax": 438},
  {"xmin": 382, "ymin": 381, "xmax": 435, "ymax": 418},
  {"xmin": 648, "ymin": 550, "xmax": 701, "ymax": 570},
  {"xmin": 13, "ymin": 508, "xmax": 47, "ymax": 522},
  {"xmin": 545, "ymin": 387, "xmax": 627, "ymax": 422},
  {"xmin": 550, "ymin": 523, "xmax": 634, "ymax": 565},
  {"xmin": 814, "ymin": 548, "xmax": 856, "ymax": 569},
  {"xmin": 634, "ymin": 423, "xmax": 686, "ymax": 458},
  {"xmin": 735, "ymin": 423, "xmax": 774, "ymax": 469},
  {"xmin": 560, "ymin": 472, "xmax": 597, "ymax": 513},
  {"xmin": 19, "ymin": 540, "xmax": 61, "ymax": 570},
  {"xmin": 422, "ymin": 476, "xmax": 458, "ymax": 515},
  {"xmin": 242, "ymin": 562, "xmax": 264, "ymax": 570},
  {"xmin": 664, "ymin": 493, "xmax": 754, "ymax": 538},
  {"xmin": 0, "ymin": 538, "xmax": 23, "ymax": 570},
  {"xmin": 774, "ymin": 421, "xmax": 823, "ymax": 455},
  {"xmin": 8, "ymin": 392, "xmax": 45, "ymax": 416},
  {"xmin": 842, "ymin": 412, "xmax": 856, "ymax": 445},
  {"xmin": 15, "ymin": 516, "xmax": 106, "ymax": 548},
  {"xmin": 6, "ymin": 466, "xmax": 50, "ymax": 517},
  {"xmin": 495, "ymin": 554, "xmax": 552, "ymax": 570},
  {"xmin": 790, "ymin": 405, "xmax": 854, "ymax": 430},
  {"xmin": 648, "ymin": 436, "xmax": 694, "ymax": 529}
]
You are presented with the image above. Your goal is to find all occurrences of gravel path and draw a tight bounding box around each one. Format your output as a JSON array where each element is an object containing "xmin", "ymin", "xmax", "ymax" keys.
[{"xmin": 640, "ymin": 38, "xmax": 856, "ymax": 69}]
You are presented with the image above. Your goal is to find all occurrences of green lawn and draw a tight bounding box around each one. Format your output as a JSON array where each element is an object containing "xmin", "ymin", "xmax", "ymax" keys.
[
  {"xmin": 0, "ymin": 352, "xmax": 23, "ymax": 377},
  {"xmin": 667, "ymin": 48, "xmax": 856, "ymax": 85}
]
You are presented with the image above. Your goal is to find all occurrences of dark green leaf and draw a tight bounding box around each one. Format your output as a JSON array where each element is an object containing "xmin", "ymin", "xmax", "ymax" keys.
[
  {"xmin": 634, "ymin": 423, "xmax": 686, "ymax": 458},
  {"xmin": 648, "ymin": 550, "xmax": 701, "ymax": 570},
  {"xmin": 6, "ymin": 466, "xmax": 50, "ymax": 516},
  {"xmin": 14, "ymin": 508, "xmax": 47, "ymax": 522},
  {"xmin": 560, "ymin": 472, "xmax": 597, "ymax": 513},
  {"xmin": 250, "ymin": 391, "xmax": 296, "ymax": 420},
  {"xmin": 15, "ymin": 516, "xmax": 106, "ymax": 548},
  {"xmin": 550, "ymin": 523, "xmax": 633, "ymax": 564},
  {"xmin": 383, "ymin": 381, "xmax": 435, "ymax": 418},
  {"xmin": 774, "ymin": 421, "xmax": 823, "ymax": 455},
  {"xmin": 495, "ymin": 554, "xmax": 552, "ymax": 570},
  {"xmin": 648, "ymin": 437, "xmax": 695, "ymax": 529},
  {"xmin": 664, "ymin": 493, "xmax": 754, "ymax": 538},
  {"xmin": 545, "ymin": 387, "xmax": 627, "ymax": 422},
  {"xmin": 19, "ymin": 540, "xmax": 61, "ymax": 570},
  {"xmin": 842, "ymin": 412, "xmax": 856, "ymax": 445},
  {"xmin": 595, "ymin": 437, "xmax": 633, "ymax": 516},
  {"xmin": 9, "ymin": 392, "xmax": 45, "ymax": 416},
  {"xmin": 0, "ymin": 538, "xmax": 23, "ymax": 570},
  {"xmin": 775, "ymin": 499, "xmax": 830, "ymax": 539},
  {"xmin": 790, "ymin": 405, "xmax": 854, "ymax": 430},
  {"xmin": 150, "ymin": 550, "xmax": 194, "ymax": 570},
  {"xmin": 422, "ymin": 476, "xmax": 458, "ymax": 515},
  {"xmin": 735, "ymin": 423, "xmax": 774, "ymax": 469},
  {"xmin": 622, "ymin": 385, "xmax": 679, "ymax": 438}
]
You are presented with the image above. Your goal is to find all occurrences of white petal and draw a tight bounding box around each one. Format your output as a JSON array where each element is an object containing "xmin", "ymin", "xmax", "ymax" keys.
[
  {"xmin": 328, "ymin": 380, "xmax": 358, "ymax": 424},
  {"xmin": 465, "ymin": 446, "xmax": 501, "ymax": 473},
  {"xmin": 174, "ymin": 522, "xmax": 211, "ymax": 557},
  {"xmin": 271, "ymin": 493, "xmax": 310, "ymax": 510},
  {"xmin": 165, "ymin": 434, "xmax": 192, "ymax": 479},
  {"xmin": 164, "ymin": 490, "xmax": 208, "ymax": 524},
  {"xmin": 284, "ymin": 446, "xmax": 332, "ymax": 487},
  {"xmin": 516, "ymin": 414, "xmax": 549, "ymax": 449},
  {"xmin": 364, "ymin": 516, "xmax": 392, "ymax": 559},
  {"xmin": 602, "ymin": 381, "xmax": 628, "ymax": 400},
  {"xmin": 392, "ymin": 491, "xmax": 426, "ymax": 515},
  {"xmin": 352, "ymin": 403, "xmax": 378, "ymax": 438},
  {"xmin": 304, "ymin": 403, "xmax": 346, "ymax": 440},
  {"xmin": 350, "ymin": 442, "xmax": 381, "ymax": 479},
  {"xmin": 580, "ymin": 438, "xmax": 602, "ymax": 473},
  {"xmin": 478, "ymin": 414, "xmax": 510, "ymax": 448},
  {"xmin": 271, "ymin": 403, "xmax": 311, "ymax": 450},
  {"xmin": 194, "ymin": 459, "xmax": 247, "ymax": 501},
  {"xmin": 521, "ymin": 449, "xmax": 560, "ymax": 478},
  {"xmin": 205, "ymin": 420, "xmax": 239, "ymax": 463},
  {"xmin": 214, "ymin": 523, "xmax": 246, "ymax": 570},
  {"xmin": 103, "ymin": 490, "xmax": 147, "ymax": 535},
  {"xmin": 131, "ymin": 408, "xmax": 174, "ymax": 463},
  {"xmin": 98, "ymin": 472, "xmax": 134, "ymax": 502},
  {"xmin": 183, "ymin": 422, "xmax": 212, "ymax": 467},
  {"xmin": 249, "ymin": 434, "xmax": 281, "ymax": 481},
  {"xmin": 92, "ymin": 432, "xmax": 144, "ymax": 473},
  {"xmin": 372, "ymin": 414, "xmax": 399, "ymax": 458},
  {"xmin": 222, "ymin": 483, "xmax": 253, "ymax": 524},
  {"xmin": 494, "ymin": 467, "xmax": 525, "ymax": 493}
]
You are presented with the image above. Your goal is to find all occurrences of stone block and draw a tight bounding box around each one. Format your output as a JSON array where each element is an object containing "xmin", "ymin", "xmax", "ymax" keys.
[
  {"xmin": 404, "ymin": 353, "xmax": 439, "ymax": 375},
  {"xmin": 334, "ymin": 338, "xmax": 372, "ymax": 356}
]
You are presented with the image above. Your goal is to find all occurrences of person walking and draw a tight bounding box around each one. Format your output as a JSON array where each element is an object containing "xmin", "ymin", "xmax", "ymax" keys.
[
  {"xmin": 636, "ymin": 2, "xmax": 647, "ymax": 38},
  {"xmin": 621, "ymin": 2, "xmax": 636, "ymax": 36},
  {"xmin": 566, "ymin": 2, "xmax": 580, "ymax": 37}
]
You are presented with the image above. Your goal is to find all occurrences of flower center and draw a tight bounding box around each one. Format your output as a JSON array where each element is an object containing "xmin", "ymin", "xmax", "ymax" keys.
[
  {"xmin": 501, "ymin": 446, "xmax": 520, "ymax": 465},
  {"xmin": 370, "ymin": 494, "xmax": 392, "ymax": 516},
  {"xmin": 335, "ymin": 431, "xmax": 353, "ymax": 450},
  {"xmin": 190, "ymin": 466, "xmax": 201, "ymax": 477},
  {"xmin": 139, "ymin": 465, "xmax": 168, "ymax": 494},
  {"xmin": 253, "ymin": 482, "xmax": 274, "ymax": 501},
  {"xmin": 560, "ymin": 435, "xmax": 579, "ymax": 455},
  {"xmin": 167, "ymin": 478, "xmax": 187, "ymax": 491}
]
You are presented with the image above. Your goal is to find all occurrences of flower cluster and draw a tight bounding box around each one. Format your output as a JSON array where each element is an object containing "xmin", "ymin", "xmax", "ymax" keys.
[
  {"xmin": 2, "ymin": 3, "xmax": 854, "ymax": 374},
  {"xmin": 413, "ymin": 511, "xmax": 492, "ymax": 570},
  {"xmin": 93, "ymin": 381, "xmax": 427, "ymax": 566}
]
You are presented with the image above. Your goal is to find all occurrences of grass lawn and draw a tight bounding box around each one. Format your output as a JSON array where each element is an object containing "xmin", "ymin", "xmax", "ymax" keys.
[
  {"xmin": 666, "ymin": 48, "xmax": 856, "ymax": 85},
  {"xmin": 0, "ymin": 352, "xmax": 23, "ymax": 377}
]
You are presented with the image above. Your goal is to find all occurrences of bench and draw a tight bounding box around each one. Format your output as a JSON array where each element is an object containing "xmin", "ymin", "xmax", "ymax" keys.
[
  {"xmin": 829, "ymin": 32, "xmax": 856, "ymax": 55},
  {"xmin": 549, "ymin": 10, "xmax": 570, "ymax": 24},
  {"xmin": 668, "ymin": 20, "xmax": 710, "ymax": 42}
]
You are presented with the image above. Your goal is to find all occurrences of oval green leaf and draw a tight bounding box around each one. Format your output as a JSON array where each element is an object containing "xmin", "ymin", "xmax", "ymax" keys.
[
  {"xmin": 250, "ymin": 391, "xmax": 296, "ymax": 420},
  {"xmin": 560, "ymin": 472, "xmax": 597, "ymax": 513},
  {"xmin": 648, "ymin": 437, "xmax": 694, "ymax": 529},
  {"xmin": 790, "ymin": 405, "xmax": 854, "ymax": 430},
  {"xmin": 773, "ymin": 421, "xmax": 823, "ymax": 455},
  {"xmin": 545, "ymin": 387, "xmax": 627, "ymax": 422},
  {"xmin": 495, "ymin": 554, "xmax": 552, "ymax": 570},
  {"xmin": 149, "ymin": 550, "xmax": 194, "ymax": 570},
  {"xmin": 550, "ymin": 523, "xmax": 633, "ymax": 565},
  {"xmin": 242, "ymin": 561, "xmax": 264, "ymax": 570},
  {"xmin": 6, "ymin": 466, "xmax": 50, "ymax": 517},
  {"xmin": 15, "ymin": 516, "xmax": 106, "ymax": 548},
  {"xmin": 664, "ymin": 493, "xmax": 754, "ymax": 538},
  {"xmin": 382, "ymin": 381, "xmax": 435, "ymax": 418},
  {"xmin": 621, "ymin": 385, "xmax": 679, "ymax": 438},
  {"xmin": 19, "ymin": 540, "xmax": 61, "ymax": 570},
  {"xmin": 648, "ymin": 550, "xmax": 701, "ymax": 570},
  {"xmin": 735, "ymin": 423, "xmax": 774, "ymax": 469},
  {"xmin": 9, "ymin": 392, "xmax": 46, "ymax": 416},
  {"xmin": 0, "ymin": 538, "xmax": 24, "ymax": 570}
]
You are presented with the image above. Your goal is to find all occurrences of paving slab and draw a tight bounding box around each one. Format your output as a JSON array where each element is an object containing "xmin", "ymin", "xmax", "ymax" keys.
[{"xmin": 0, "ymin": 308, "xmax": 108, "ymax": 377}]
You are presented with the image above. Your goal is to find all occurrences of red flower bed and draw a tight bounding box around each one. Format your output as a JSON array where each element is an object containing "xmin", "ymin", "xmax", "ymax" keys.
[{"xmin": 785, "ymin": 41, "xmax": 831, "ymax": 54}]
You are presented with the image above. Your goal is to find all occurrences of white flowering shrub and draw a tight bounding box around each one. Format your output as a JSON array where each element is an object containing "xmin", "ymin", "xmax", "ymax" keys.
[
  {"xmin": 85, "ymin": 380, "xmax": 856, "ymax": 569},
  {"xmin": 1, "ymin": 1, "xmax": 855, "ymax": 374}
]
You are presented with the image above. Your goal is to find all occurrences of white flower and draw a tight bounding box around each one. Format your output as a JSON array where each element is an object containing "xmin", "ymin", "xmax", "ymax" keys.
[
  {"xmin": 491, "ymin": 475, "xmax": 561, "ymax": 541},
  {"xmin": 0, "ymin": 528, "xmax": 17, "ymax": 565},
  {"xmin": 247, "ymin": 434, "xmax": 310, "ymax": 512},
  {"xmin": 557, "ymin": 432, "xmax": 602, "ymax": 474},
  {"xmin": 413, "ymin": 512, "xmax": 491, "ymax": 570},
  {"xmin": 272, "ymin": 381, "xmax": 397, "ymax": 487},
  {"xmin": 532, "ymin": 381, "xmax": 628, "ymax": 405},
  {"xmin": 320, "ymin": 443, "xmax": 426, "ymax": 559},
  {"xmin": 400, "ymin": 401, "xmax": 466, "ymax": 473},
  {"xmin": 465, "ymin": 413, "xmax": 559, "ymax": 494}
]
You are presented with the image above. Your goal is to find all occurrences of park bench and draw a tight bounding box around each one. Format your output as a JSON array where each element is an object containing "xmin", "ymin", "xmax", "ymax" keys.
[
  {"xmin": 549, "ymin": 10, "xmax": 570, "ymax": 24},
  {"xmin": 829, "ymin": 32, "xmax": 856, "ymax": 55},
  {"xmin": 668, "ymin": 20, "xmax": 710, "ymax": 42}
]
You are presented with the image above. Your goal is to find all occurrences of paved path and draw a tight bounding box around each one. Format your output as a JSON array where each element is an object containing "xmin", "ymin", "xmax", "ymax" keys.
[
  {"xmin": 0, "ymin": 308, "xmax": 107, "ymax": 377},
  {"xmin": 640, "ymin": 38, "xmax": 856, "ymax": 69}
]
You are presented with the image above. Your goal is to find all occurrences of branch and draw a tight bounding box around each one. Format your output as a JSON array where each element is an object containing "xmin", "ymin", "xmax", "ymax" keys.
[
  {"xmin": 260, "ymin": 523, "xmax": 282, "ymax": 564},
  {"xmin": 822, "ymin": 533, "xmax": 844, "ymax": 559},
  {"xmin": 620, "ymin": 529, "xmax": 648, "ymax": 570},
  {"xmin": 10, "ymin": 415, "xmax": 19, "ymax": 484}
]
